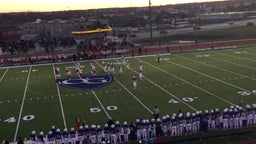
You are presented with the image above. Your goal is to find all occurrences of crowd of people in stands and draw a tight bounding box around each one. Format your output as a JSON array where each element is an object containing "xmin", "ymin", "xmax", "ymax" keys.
[
  {"xmin": 0, "ymin": 33, "xmax": 133, "ymax": 56},
  {"xmin": 0, "ymin": 34, "xmax": 134, "ymax": 66},
  {"xmin": 0, "ymin": 48, "xmax": 130, "ymax": 66},
  {"xmin": 24, "ymin": 104, "xmax": 256, "ymax": 144}
]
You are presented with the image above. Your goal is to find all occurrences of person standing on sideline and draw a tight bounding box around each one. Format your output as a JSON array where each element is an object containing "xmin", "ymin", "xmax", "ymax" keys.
[
  {"xmin": 156, "ymin": 55, "xmax": 160, "ymax": 63},
  {"xmin": 153, "ymin": 106, "xmax": 160, "ymax": 119},
  {"xmin": 17, "ymin": 137, "xmax": 24, "ymax": 144}
]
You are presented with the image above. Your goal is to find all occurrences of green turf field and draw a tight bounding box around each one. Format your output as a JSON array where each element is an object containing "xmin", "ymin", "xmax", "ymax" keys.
[{"xmin": 0, "ymin": 47, "xmax": 256, "ymax": 142}]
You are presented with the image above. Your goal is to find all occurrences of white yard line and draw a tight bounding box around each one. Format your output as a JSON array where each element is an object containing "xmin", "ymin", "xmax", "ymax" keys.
[
  {"xmin": 140, "ymin": 58, "xmax": 235, "ymax": 106},
  {"xmin": 91, "ymin": 90, "xmax": 112, "ymax": 119},
  {"xmin": 52, "ymin": 64, "xmax": 67, "ymax": 129},
  {"xmin": 73, "ymin": 62, "xmax": 112, "ymax": 119},
  {"xmin": 212, "ymin": 51, "xmax": 256, "ymax": 62},
  {"xmin": 207, "ymin": 56, "xmax": 256, "ymax": 71},
  {"xmin": 95, "ymin": 61, "xmax": 153, "ymax": 114},
  {"xmin": 13, "ymin": 67, "xmax": 31, "ymax": 142},
  {"xmin": 117, "ymin": 60, "xmax": 198, "ymax": 112},
  {"xmin": 166, "ymin": 59, "xmax": 254, "ymax": 95},
  {"xmin": 176, "ymin": 55, "xmax": 256, "ymax": 81},
  {"xmin": 0, "ymin": 68, "xmax": 8, "ymax": 82}
]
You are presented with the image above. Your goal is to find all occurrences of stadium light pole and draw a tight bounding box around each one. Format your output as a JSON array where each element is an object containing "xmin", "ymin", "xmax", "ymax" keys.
[{"xmin": 149, "ymin": 0, "xmax": 153, "ymax": 46}]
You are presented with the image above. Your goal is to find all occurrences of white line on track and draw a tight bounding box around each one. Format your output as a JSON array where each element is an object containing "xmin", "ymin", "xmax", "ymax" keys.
[
  {"xmin": 95, "ymin": 61, "xmax": 153, "ymax": 114},
  {"xmin": 120, "ymin": 60, "xmax": 198, "ymax": 112},
  {"xmin": 0, "ymin": 68, "xmax": 9, "ymax": 82},
  {"xmin": 91, "ymin": 90, "xmax": 112, "ymax": 119},
  {"xmin": 13, "ymin": 66, "xmax": 31, "ymax": 142},
  {"xmin": 52, "ymin": 64, "xmax": 67, "ymax": 129},
  {"xmin": 176, "ymin": 55, "xmax": 256, "ymax": 81},
  {"xmin": 165, "ymin": 59, "xmax": 254, "ymax": 95},
  {"xmin": 139, "ymin": 58, "xmax": 235, "ymax": 106}
]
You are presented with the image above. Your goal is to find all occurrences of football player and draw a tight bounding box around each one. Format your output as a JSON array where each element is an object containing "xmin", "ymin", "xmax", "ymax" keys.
[
  {"xmin": 185, "ymin": 112, "xmax": 192, "ymax": 135},
  {"xmin": 47, "ymin": 131, "xmax": 55, "ymax": 144},
  {"xmin": 149, "ymin": 118, "xmax": 156, "ymax": 138},
  {"xmin": 66, "ymin": 68, "xmax": 72, "ymax": 80},
  {"xmin": 109, "ymin": 63, "xmax": 114, "ymax": 74},
  {"xmin": 177, "ymin": 113, "xmax": 184, "ymax": 136},
  {"xmin": 89, "ymin": 125, "xmax": 97, "ymax": 144},
  {"xmin": 119, "ymin": 64, "xmax": 123, "ymax": 74},
  {"xmin": 110, "ymin": 124, "xmax": 117, "ymax": 143},
  {"xmin": 156, "ymin": 55, "xmax": 160, "ymax": 63},
  {"xmin": 139, "ymin": 61, "xmax": 143, "ymax": 72},
  {"xmin": 103, "ymin": 124, "xmax": 110, "ymax": 142},
  {"xmin": 69, "ymin": 128, "xmax": 77, "ymax": 144},
  {"xmin": 171, "ymin": 115, "xmax": 177, "ymax": 136},
  {"xmin": 96, "ymin": 125, "xmax": 103, "ymax": 144},
  {"xmin": 55, "ymin": 128, "xmax": 62, "ymax": 144},
  {"xmin": 222, "ymin": 108, "xmax": 229, "ymax": 130},
  {"xmin": 38, "ymin": 131, "xmax": 45, "ymax": 144},
  {"xmin": 246, "ymin": 105, "xmax": 253, "ymax": 126},
  {"xmin": 62, "ymin": 128, "xmax": 69, "ymax": 144},
  {"xmin": 55, "ymin": 66, "xmax": 60, "ymax": 75},
  {"xmin": 252, "ymin": 104, "xmax": 256, "ymax": 125},
  {"xmin": 102, "ymin": 61, "xmax": 107, "ymax": 72},
  {"xmin": 233, "ymin": 108, "xmax": 240, "ymax": 129},
  {"xmin": 132, "ymin": 76, "xmax": 137, "ymax": 89},
  {"xmin": 138, "ymin": 70, "xmax": 143, "ymax": 81},
  {"xmin": 78, "ymin": 126, "xmax": 84, "ymax": 144},
  {"xmin": 30, "ymin": 131, "xmax": 37, "ymax": 144},
  {"xmin": 126, "ymin": 60, "xmax": 130, "ymax": 70},
  {"xmin": 122, "ymin": 121, "xmax": 130, "ymax": 142},
  {"xmin": 90, "ymin": 63, "xmax": 96, "ymax": 76},
  {"xmin": 121, "ymin": 55, "xmax": 125, "ymax": 65},
  {"xmin": 115, "ymin": 121, "xmax": 121, "ymax": 143}
]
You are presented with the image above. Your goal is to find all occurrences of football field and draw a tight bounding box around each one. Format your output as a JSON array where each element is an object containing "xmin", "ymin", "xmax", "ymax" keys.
[{"xmin": 0, "ymin": 47, "xmax": 256, "ymax": 142}]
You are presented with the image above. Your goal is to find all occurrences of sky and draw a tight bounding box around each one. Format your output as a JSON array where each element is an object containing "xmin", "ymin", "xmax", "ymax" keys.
[{"xmin": 1, "ymin": 0, "xmax": 224, "ymax": 13}]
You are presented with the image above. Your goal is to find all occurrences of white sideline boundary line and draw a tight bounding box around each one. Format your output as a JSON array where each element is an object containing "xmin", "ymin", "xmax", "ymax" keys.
[
  {"xmin": 0, "ymin": 53, "xmax": 170, "ymax": 70},
  {"xmin": 0, "ymin": 68, "xmax": 8, "ymax": 82},
  {"xmin": 13, "ymin": 66, "xmax": 31, "ymax": 142},
  {"xmin": 95, "ymin": 61, "xmax": 153, "ymax": 114},
  {"xmin": 176, "ymin": 55, "xmax": 256, "ymax": 81},
  {"xmin": 166, "ymin": 59, "xmax": 254, "ymax": 95},
  {"xmin": 91, "ymin": 90, "xmax": 112, "ymax": 119},
  {"xmin": 120, "ymin": 60, "xmax": 198, "ymax": 112},
  {"xmin": 139, "ymin": 58, "xmax": 235, "ymax": 106},
  {"xmin": 52, "ymin": 64, "xmax": 67, "ymax": 129}
]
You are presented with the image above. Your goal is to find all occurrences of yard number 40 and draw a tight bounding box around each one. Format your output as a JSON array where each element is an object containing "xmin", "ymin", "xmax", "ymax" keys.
[
  {"xmin": 2, "ymin": 115, "xmax": 35, "ymax": 123},
  {"xmin": 168, "ymin": 97, "xmax": 195, "ymax": 104}
]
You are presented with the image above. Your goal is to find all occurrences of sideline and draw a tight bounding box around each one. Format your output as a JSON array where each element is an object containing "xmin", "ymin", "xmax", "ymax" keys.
[{"xmin": 0, "ymin": 68, "xmax": 8, "ymax": 82}]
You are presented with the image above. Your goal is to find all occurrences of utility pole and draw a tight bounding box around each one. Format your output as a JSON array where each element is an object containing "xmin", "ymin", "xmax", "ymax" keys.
[{"xmin": 149, "ymin": 0, "xmax": 153, "ymax": 46}]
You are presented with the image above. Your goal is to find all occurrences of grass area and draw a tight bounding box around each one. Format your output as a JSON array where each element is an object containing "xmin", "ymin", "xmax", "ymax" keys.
[
  {"xmin": 134, "ymin": 25, "xmax": 256, "ymax": 44},
  {"xmin": 0, "ymin": 47, "xmax": 256, "ymax": 142}
]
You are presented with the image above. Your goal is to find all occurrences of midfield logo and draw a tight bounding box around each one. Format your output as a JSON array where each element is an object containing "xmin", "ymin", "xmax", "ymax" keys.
[{"xmin": 56, "ymin": 75, "xmax": 114, "ymax": 90}]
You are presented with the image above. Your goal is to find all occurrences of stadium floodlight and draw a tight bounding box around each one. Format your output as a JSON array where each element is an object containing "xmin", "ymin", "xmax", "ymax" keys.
[{"xmin": 149, "ymin": 0, "xmax": 153, "ymax": 46}]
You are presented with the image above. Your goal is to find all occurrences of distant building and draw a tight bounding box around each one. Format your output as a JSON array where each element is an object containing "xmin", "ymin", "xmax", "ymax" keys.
[
  {"xmin": 20, "ymin": 18, "xmax": 74, "ymax": 37},
  {"xmin": 20, "ymin": 18, "xmax": 110, "ymax": 38}
]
